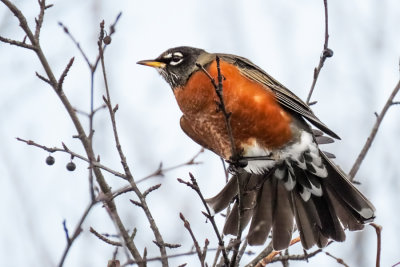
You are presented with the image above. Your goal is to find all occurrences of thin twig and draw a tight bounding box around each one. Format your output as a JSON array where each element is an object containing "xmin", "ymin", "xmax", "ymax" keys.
[
  {"xmin": 254, "ymin": 236, "xmax": 301, "ymax": 267},
  {"xmin": 325, "ymin": 252, "xmax": 350, "ymax": 267},
  {"xmin": 58, "ymin": 57, "xmax": 75, "ymax": 90},
  {"xmin": 0, "ymin": 35, "xmax": 36, "ymax": 50},
  {"xmin": 349, "ymin": 79, "xmax": 400, "ymax": 179},
  {"xmin": 58, "ymin": 201, "xmax": 98, "ymax": 267},
  {"xmin": 179, "ymin": 213, "xmax": 205, "ymax": 267},
  {"xmin": 62, "ymin": 220, "xmax": 70, "ymax": 244},
  {"xmin": 35, "ymin": 71, "xmax": 52, "ymax": 85},
  {"xmin": 196, "ymin": 59, "xmax": 237, "ymax": 158},
  {"xmin": 143, "ymin": 184, "xmax": 162, "ymax": 198},
  {"xmin": 16, "ymin": 137, "xmax": 127, "ymax": 180},
  {"xmin": 245, "ymin": 243, "xmax": 274, "ymax": 267},
  {"xmin": 178, "ymin": 174, "xmax": 230, "ymax": 265},
  {"xmin": 212, "ymin": 158, "xmax": 231, "ymax": 267},
  {"xmin": 90, "ymin": 227, "xmax": 123, "ymax": 247},
  {"xmin": 306, "ymin": 0, "xmax": 333, "ymax": 104},
  {"xmin": 196, "ymin": 57, "xmax": 244, "ymax": 266},
  {"xmin": 268, "ymin": 248, "xmax": 324, "ymax": 264},
  {"xmin": 58, "ymin": 22, "xmax": 92, "ymax": 69},
  {"xmin": 34, "ymin": 0, "xmax": 46, "ymax": 39},
  {"xmin": 98, "ymin": 20, "xmax": 168, "ymax": 266},
  {"xmin": 202, "ymin": 239, "xmax": 210, "ymax": 264},
  {"xmin": 370, "ymin": 223, "xmax": 382, "ymax": 267},
  {"xmin": 235, "ymin": 240, "xmax": 248, "ymax": 267},
  {"xmin": 122, "ymin": 248, "xmax": 219, "ymax": 266},
  {"xmin": 230, "ymin": 173, "xmax": 244, "ymax": 267},
  {"xmin": 137, "ymin": 148, "xmax": 204, "ymax": 183},
  {"xmin": 111, "ymin": 149, "xmax": 203, "ymax": 200},
  {"xmin": 1, "ymin": 2, "xmax": 143, "ymax": 262},
  {"xmin": 215, "ymin": 56, "xmax": 237, "ymax": 158}
]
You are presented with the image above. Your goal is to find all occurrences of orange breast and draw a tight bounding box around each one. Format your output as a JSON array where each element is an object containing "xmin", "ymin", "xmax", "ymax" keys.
[{"xmin": 174, "ymin": 60, "xmax": 293, "ymax": 159}]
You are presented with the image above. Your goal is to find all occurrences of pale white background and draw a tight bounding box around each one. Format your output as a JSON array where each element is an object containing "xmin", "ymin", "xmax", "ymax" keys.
[{"xmin": 1, "ymin": 0, "xmax": 399, "ymax": 266}]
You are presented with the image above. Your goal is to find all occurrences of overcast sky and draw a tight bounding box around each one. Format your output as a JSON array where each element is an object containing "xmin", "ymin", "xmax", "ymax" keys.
[{"xmin": 1, "ymin": 0, "xmax": 400, "ymax": 266}]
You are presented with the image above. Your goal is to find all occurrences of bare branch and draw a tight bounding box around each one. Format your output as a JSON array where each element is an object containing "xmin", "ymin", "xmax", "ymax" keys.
[
  {"xmin": 153, "ymin": 241, "xmax": 181, "ymax": 249},
  {"xmin": 254, "ymin": 236, "xmax": 301, "ymax": 267},
  {"xmin": 2, "ymin": 2, "xmax": 142, "ymax": 264},
  {"xmin": 370, "ymin": 223, "xmax": 382, "ymax": 267},
  {"xmin": 16, "ymin": 137, "xmax": 127, "ymax": 180},
  {"xmin": 58, "ymin": 22, "xmax": 93, "ymax": 69},
  {"xmin": 58, "ymin": 201, "xmax": 98, "ymax": 267},
  {"xmin": 268, "ymin": 248, "xmax": 324, "ymax": 264},
  {"xmin": 122, "ymin": 248, "xmax": 220, "ymax": 266},
  {"xmin": 129, "ymin": 199, "xmax": 143, "ymax": 208},
  {"xmin": 349, "ymin": 80, "xmax": 400, "ymax": 179},
  {"xmin": 35, "ymin": 71, "xmax": 52, "ymax": 85},
  {"xmin": 178, "ymin": 174, "xmax": 230, "ymax": 265},
  {"xmin": 325, "ymin": 252, "xmax": 349, "ymax": 267},
  {"xmin": 236, "ymin": 240, "xmax": 248, "ymax": 266},
  {"xmin": 34, "ymin": 0, "xmax": 47, "ymax": 39},
  {"xmin": 196, "ymin": 57, "xmax": 244, "ymax": 266},
  {"xmin": 58, "ymin": 57, "xmax": 75, "ymax": 90},
  {"xmin": 62, "ymin": 219, "xmax": 71, "ymax": 245},
  {"xmin": 196, "ymin": 58, "xmax": 237, "ymax": 159},
  {"xmin": 245, "ymin": 243, "xmax": 274, "ymax": 267},
  {"xmin": 137, "ymin": 148, "xmax": 204, "ymax": 183},
  {"xmin": 98, "ymin": 19, "xmax": 168, "ymax": 265},
  {"xmin": 90, "ymin": 227, "xmax": 122, "ymax": 247},
  {"xmin": 180, "ymin": 213, "xmax": 205, "ymax": 267},
  {"xmin": 306, "ymin": 0, "xmax": 333, "ymax": 104},
  {"xmin": 143, "ymin": 184, "xmax": 162, "ymax": 198},
  {"xmin": 0, "ymin": 35, "xmax": 36, "ymax": 50}
]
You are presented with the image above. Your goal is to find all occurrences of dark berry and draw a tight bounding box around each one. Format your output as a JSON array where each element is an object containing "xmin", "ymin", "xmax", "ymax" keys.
[
  {"xmin": 103, "ymin": 36, "xmax": 111, "ymax": 45},
  {"xmin": 323, "ymin": 48, "xmax": 334, "ymax": 58},
  {"xmin": 66, "ymin": 162, "xmax": 76, "ymax": 171},
  {"xmin": 46, "ymin": 155, "xmax": 55, "ymax": 165}
]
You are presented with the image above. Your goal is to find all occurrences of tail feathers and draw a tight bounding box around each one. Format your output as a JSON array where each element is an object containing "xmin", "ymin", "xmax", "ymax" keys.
[
  {"xmin": 325, "ymin": 187, "xmax": 365, "ymax": 231},
  {"xmin": 272, "ymin": 181, "xmax": 295, "ymax": 250},
  {"xmin": 205, "ymin": 154, "xmax": 375, "ymax": 250},
  {"xmin": 292, "ymin": 192, "xmax": 328, "ymax": 249},
  {"xmin": 321, "ymin": 153, "xmax": 375, "ymax": 222},
  {"xmin": 221, "ymin": 173, "xmax": 263, "ymax": 235},
  {"xmin": 247, "ymin": 178, "xmax": 275, "ymax": 245},
  {"xmin": 206, "ymin": 174, "xmax": 238, "ymax": 214}
]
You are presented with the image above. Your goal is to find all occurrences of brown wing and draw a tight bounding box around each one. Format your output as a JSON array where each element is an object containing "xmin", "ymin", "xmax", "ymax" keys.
[{"xmin": 216, "ymin": 53, "xmax": 340, "ymax": 139}]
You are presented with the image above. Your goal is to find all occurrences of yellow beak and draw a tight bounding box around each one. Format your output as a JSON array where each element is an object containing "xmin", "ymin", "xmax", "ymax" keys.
[{"xmin": 137, "ymin": 60, "xmax": 166, "ymax": 68}]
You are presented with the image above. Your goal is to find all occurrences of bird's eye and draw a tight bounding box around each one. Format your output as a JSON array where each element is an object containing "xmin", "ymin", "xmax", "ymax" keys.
[{"xmin": 169, "ymin": 52, "xmax": 183, "ymax": 66}]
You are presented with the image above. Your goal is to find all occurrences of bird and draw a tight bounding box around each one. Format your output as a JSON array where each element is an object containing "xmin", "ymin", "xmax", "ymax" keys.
[{"xmin": 137, "ymin": 46, "xmax": 375, "ymax": 250}]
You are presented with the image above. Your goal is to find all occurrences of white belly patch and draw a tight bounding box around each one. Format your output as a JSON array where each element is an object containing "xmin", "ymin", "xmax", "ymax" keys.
[{"xmin": 241, "ymin": 131, "xmax": 328, "ymax": 201}]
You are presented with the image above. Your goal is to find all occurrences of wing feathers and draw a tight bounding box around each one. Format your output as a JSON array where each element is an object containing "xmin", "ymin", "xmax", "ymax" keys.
[{"xmin": 217, "ymin": 54, "xmax": 340, "ymax": 139}]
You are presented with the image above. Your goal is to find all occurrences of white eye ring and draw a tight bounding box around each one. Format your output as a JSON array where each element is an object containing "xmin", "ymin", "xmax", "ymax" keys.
[
  {"xmin": 170, "ymin": 58, "xmax": 183, "ymax": 66},
  {"xmin": 169, "ymin": 52, "xmax": 184, "ymax": 66}
]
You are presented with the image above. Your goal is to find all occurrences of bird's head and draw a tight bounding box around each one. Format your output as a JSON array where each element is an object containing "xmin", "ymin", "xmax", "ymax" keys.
[{"xmin": 137, "ymin": 46, "xmax": 208, "ymax": 89}]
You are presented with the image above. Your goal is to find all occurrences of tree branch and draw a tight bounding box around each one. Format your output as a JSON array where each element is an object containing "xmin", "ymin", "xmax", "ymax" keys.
[
  {"xmin": 0, "ymin": 1, "xmax": 144, "ymax": 264},
  {"xmin": 16, "ymin": 137, "xmax": 127, "ymax": 180},
  {"xmin": 0, "ymin": 35, "xmax": 36, "ymax": 50},
  {"xmin": 178, "ymin": 174, "xmax": 230, "ymax": 265},
  {"xmin": 179, "ymin": 213, "xmax": 206, "ymax": 267},
  {"xmin": 98, "ymin": 20, "xmax": 168, "ymax": 266},
  {"xmin": 90, "ymin": 227, "xmax": 123, "ymax": 247},
  {"xmin": 370, "ymin": 223, "xmax": 382, "ymax": 267},
  {"xmin": 349, "ymin": 79, "xmax": 400, "ymax": 179},
  {"xmin": 254, "ymin": 236, "xmax": 301, "ymax": 267},
  {"xmin": 306, "ymin": 0, "xmax": 333, "ymax": 105},
  {"xmin": 58, "ymin": 200, "xmax": 98, "ymax": 267},
  {"xmin": 196, "ymin": 57, "xmax": 244, "ymax": 266}
]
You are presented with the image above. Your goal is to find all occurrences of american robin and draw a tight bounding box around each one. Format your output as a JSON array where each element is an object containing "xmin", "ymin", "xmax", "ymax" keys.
[{"xmin": 137, "ymin": 46, "xmax": 375, "ymax": 250}]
